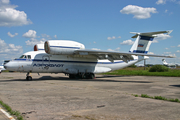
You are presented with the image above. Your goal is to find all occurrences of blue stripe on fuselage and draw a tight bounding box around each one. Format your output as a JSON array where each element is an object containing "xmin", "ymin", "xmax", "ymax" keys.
[
  {"xmin": 50, "ymin": 46, "xmax": 80, "ymax": 49},
  {"xmin": 13, "ymin": 59, "xmax": 138, "ymax": 64}
]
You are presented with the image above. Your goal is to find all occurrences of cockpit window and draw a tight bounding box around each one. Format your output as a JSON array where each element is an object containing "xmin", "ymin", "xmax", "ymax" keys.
[
  {"xmin": 27, "ymin": 55, "xmax": 31, "ymax": 59},
  {"xmin": 19, "ymin": 55, "xmax": 31, "ymax": 59},
  {"xmin": 20, "ymin": 55, "xmax": 25, "ymax": 58}
]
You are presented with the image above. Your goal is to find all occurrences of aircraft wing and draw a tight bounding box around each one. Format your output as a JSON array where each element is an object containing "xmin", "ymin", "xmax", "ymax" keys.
[{"xmin": 74, "ymin": 49, "xmax": 175, "ymax": 63}]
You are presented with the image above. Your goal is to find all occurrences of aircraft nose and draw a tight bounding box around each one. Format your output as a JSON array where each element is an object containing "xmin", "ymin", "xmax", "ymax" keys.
[
  {"xmin": 4, "ymin": 64, "xmax": 7, "ymax": 69},
  {"xmin": 4, "ymin": 63, "xmax": 10, "ymax": 69},
  {"xmin": 4, "ymin": 61, "xmax": 17, "ymax": 71}
]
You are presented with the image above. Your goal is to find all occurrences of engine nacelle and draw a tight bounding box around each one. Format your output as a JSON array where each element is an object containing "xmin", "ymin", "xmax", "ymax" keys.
[
  {"xmin": 34, "ymin": 44, "xmax": 44, "ymax": 51},
  {"xmin": 45, "ymin": 40, "xmax": 85, "ymax": 55}
]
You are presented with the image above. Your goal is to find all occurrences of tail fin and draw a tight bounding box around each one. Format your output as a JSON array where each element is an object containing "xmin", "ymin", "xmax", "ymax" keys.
[
  {"xmin": 162, "ymin": 59, "xmax": 168, "ymax": 65},
  {"xmin": 129, "ymin": 30, "xmax": 173, "ymax": 54}
]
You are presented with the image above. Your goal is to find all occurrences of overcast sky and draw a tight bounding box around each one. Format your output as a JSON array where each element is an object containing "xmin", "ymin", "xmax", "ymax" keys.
[{"xmin": 0, "ymin": 0, "xmax": 180, "ymax": 64}]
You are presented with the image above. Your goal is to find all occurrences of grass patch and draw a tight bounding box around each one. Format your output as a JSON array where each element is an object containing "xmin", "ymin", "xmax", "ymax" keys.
[
  {"xmin": 0, "ymin": 100, "xmax": 24, "ymax": 120},
  {"xmin": 134, "ymin": 94, "xmax": 180, "ymax": 103},
  {"xmin": 72, "ymin": 115, "xmax": 96, "ymax": 120},
  {"xmin": 141, "ymin": 94, "xmax": 153, "ymax": 99},
  {"xmin": 72, "ymin": 115, "xmax": 82, "ymax": 118},
  {"xmin": 103, "ymin": 67, "xmax": 180, "ymax": 77},
  {"xmin": 154, "ymin": 96, "xmax": 167, "ymax": 100},
  {"xmin": 132, "ymin": 94, "xmax": 139, "ymax": 97}
]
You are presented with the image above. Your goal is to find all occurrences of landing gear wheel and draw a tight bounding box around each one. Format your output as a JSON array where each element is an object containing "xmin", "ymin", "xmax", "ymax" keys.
[
  {"xmin": 26, "ymin": 72, "xmax": 32, "ymax": 80},
  {"xmin": 26, "ymin": 76, "xmax": 32, "ymax": 80},
  {"xmin": 89, "ymin": 73, "xmax": 95, "ymax": 79},
  {"xmin": 69, "ymin": 74, "xmax": 75, "ymax": 79}
]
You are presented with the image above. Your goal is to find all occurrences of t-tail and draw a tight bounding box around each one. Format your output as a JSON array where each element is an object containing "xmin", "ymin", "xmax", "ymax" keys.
[{"xmin": 129, "ymin": 30, "xmax": 173, "ymax": 54}]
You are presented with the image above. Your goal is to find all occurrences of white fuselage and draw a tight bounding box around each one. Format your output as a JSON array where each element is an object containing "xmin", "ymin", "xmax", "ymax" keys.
[{"xmin": 5, "ymin": 51, "xmax": 140, "ymax": 74}]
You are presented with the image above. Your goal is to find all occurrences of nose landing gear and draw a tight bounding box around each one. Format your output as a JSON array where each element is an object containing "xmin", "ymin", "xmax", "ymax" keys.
[{"xmin": 26, "ymin": 72, "xmax": 32, "ymax": 80}]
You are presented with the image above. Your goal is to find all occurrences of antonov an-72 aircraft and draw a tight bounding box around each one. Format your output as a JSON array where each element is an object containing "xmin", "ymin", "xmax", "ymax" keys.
[{"xmin": 4, "ymin": 30, "xmax": 174, "ymax": 80}]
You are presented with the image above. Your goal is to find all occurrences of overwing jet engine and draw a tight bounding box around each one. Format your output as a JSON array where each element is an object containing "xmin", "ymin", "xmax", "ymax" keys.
[{"xmin": 44, "ymin": 40, "xmax": 85, "ymax": 55}]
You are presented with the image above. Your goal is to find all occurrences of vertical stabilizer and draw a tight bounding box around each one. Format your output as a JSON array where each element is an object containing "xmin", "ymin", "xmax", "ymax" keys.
[
  {"xmin": 129, "ymin": 35, "xmax": 153, "ymax": 54},
  {"xmin": 129, "ymin": 30, "xmax": 173, "ymax": 54},
  {"xmin": 162, "ymin": 59, "xmax": 168, "ymax": 65}
]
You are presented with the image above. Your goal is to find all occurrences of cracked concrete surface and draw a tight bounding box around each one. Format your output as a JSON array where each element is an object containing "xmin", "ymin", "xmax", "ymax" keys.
[{"xmin": 0, "ymin": 73, "xmax": 180, "ymax": 120}]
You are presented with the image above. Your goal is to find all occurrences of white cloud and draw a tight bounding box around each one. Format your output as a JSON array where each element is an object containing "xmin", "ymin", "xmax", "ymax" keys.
[
  {"xmin": 25, "ymin": 38, "xmax": 45, "ymax": 46},
  {"xmin": 107, "ymin": 47, "xmax": 121, "ymax": 51},
  {"xmin": 107, "ymin": 49, "xmax": 114, "ymax": 51},
  {"xmin": 164, "ymin": 52, "xmax": 171, "ymax": 54},
  {"xmin": 115, "ymin": 47, "xmax": 120, "ymax": 51},
  {"xmin": 41, "ymin": 34, "xmax": 52, "ymax": 41},
  {"xmin": 177, "ymin": 50, "xmax": 180, "ymax": 53},
  {"xmin": 120, "ymin": 5, "xmax": 157, "ymax": 19},
  {"xmin": 107, "ymin": 36, "xmax": 121, "ymax": 40},
  {"xmin": 0, "ymin": 0, "xmax": 32, "ymax": 26},
  {"xmin": 152, "ymin": 34, "xmax": 172, "ymax": 43},
  {"xmin": 23, "ymin": 30, "xmax": 37, "ymax": 38},
  {"xmin": 120, "ymin": 39, "xmax": 134, "ymax": 45},
  {"xmin": 178, "ymin": 44, "xmax": 180, "ymax": 47},
  {"xmin": 156, "ymin": 0, "xmax": 166, "ymax": 4},
  {"xmin": 156, "ymin": 0, "xmax": 179, "ymax": 5},
  {"xmin": 91, "ymin": 48, "xmax": 101, "ymax": 50},
  {"xmin": 41, "ymin": 34, "xmax": 50, "ymax": 38},
  {"xmin": 165, "ymin": 48, "xmax": 169, "ymax": 50},
  {"xmin": 167, "ymin": 53, "xmax": 176, "ymax": 57},
  {"xmin": 148, "ymin": 52, "xmax": 154, "ymax": 54},
  {"xmin": 152, "ymin": 40, "xmax": 158, "ymax": 43},
  {"xmin": 24, "ymin": 32, "xmax": 54, "ymax": 46},
  {"xmin": 0, "ymin": 0, "xmax": 9, "ymax": 4},
  {"xmin": 54, "ymin": 35, "xmax": 57, "ymax": 38},
  {"xmin": 0, "ymin": 38, "xmax": 23, "ymax": 54},
  {"xmin": 7, "ymin": 32, "xmax": 18, "ymax": 37}
]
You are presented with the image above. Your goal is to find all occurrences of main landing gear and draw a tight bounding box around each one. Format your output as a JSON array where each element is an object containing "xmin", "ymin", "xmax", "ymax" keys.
[
  {"xmin": 69, "ymin": 73, "xmax": 95, "ymax": 79},
  {"xmin": 26, "ymin": 72, "xmax": 32, "ymax": 80}
]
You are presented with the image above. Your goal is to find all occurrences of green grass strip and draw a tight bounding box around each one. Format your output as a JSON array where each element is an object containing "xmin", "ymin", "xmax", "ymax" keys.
[
  {"xmin": 132, "ymin": 94, "xmax": 180, "ymax": 103},
  {"xmin": 103, "ymin": 68, "xmax": 180, "ymax": 77},
  {"xmin": 0, "ymin": 100, "xmax": 24, "ymax": 120}
]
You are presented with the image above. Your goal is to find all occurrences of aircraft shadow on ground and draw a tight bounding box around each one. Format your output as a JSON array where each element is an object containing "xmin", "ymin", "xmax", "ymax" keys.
[
  {"xmin": 0, "ymin": 75, "xmax": 152, "ymax": 83},
  {"xmin": 169, "ymin": 85, "xmax": 180, "ymax": 88}
]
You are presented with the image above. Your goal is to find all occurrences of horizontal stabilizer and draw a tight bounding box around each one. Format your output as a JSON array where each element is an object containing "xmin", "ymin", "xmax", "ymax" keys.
[{"xmin": 130, "ymin": 30, "xmax": 173, "ymax": 38}]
